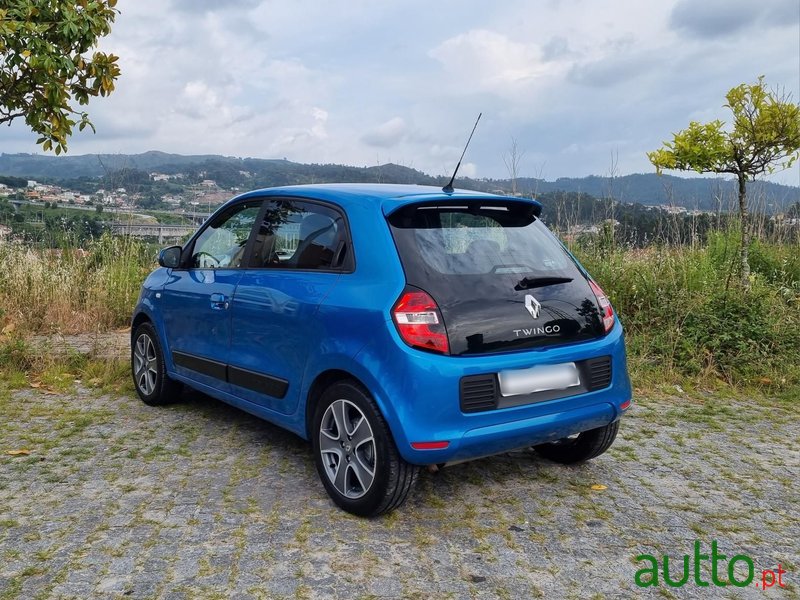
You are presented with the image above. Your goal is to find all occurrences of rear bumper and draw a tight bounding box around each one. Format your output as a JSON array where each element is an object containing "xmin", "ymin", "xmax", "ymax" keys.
[
  {"xmin": 354, "ymin": 319, "xmax": 632, "ymax": 465},
  {"xmin": 447, "ymin": 401, "xmax": 618, "ymax": 464}
]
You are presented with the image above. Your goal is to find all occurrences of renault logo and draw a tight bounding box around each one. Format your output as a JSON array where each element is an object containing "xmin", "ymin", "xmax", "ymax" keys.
[{"xmin": 524, "ymin": 294, "xmax": 541, "ymax": 320}]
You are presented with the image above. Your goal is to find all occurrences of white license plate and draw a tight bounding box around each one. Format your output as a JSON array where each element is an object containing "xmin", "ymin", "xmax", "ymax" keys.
[{"xmin": 498, "ymin": 362, "xmax": 580, "ymax": 397}]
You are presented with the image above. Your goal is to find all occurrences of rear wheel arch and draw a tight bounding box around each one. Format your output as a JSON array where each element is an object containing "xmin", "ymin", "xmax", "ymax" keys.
[
  {"xmin": 305, "ymin": 369, "xmax": 363, "ymax": 438},
  {"xmin": 304, "ymin": 369, "xmax": 404, "ymax": 446}
]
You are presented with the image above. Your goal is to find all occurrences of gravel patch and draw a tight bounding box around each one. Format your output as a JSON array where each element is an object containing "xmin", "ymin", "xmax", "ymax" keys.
[{"xmin": 0, "ymin": 382, "xmax": 797, "ymax": 599}]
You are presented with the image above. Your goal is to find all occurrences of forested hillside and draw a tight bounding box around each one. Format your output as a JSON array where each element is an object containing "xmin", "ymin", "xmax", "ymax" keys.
[{"xmin": 2, "ymin": 151, "xmax": 798, "ymax": 212}]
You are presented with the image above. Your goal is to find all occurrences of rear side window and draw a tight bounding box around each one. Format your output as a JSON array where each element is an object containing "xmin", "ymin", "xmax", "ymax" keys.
[
  {"xmin": 247, "ymin": 200, "xmax": 352, "ymax": 271},
  {"xmin": 389, "ymin": 201, "xmax": 575, "ymax": 277}
]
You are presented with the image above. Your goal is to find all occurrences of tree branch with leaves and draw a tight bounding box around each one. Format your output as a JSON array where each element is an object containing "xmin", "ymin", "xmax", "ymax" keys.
[
  {"xmin": 648, "ymin": 77, "xmax": 800, "ymax": 286},
  {"xmin": 0, "ymin": 0, "xmax": 121, "ymax": 154}
]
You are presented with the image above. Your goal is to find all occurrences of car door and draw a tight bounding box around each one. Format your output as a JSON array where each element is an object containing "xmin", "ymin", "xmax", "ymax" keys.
[
  {"xmin": 160, "ymin": 200, "xmax": 264, "ymax": 391},
  {"xmin": 228, "ymin": 199, "xmax": 353, "ymax": 414}
]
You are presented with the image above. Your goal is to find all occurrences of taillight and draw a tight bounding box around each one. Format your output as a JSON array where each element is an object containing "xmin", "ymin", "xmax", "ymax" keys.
[
  {"xmin": 392, "ymin": 287, "xmax": 449, "ymax": 354},
  {"xmin": 589, "ymin": 280, "xmax": 615, "ymax": 333}
]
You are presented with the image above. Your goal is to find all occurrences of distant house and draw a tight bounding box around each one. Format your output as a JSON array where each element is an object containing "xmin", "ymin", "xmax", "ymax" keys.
[
  {"xmin": 200, "ymin": 179, "xmax": 217, "ymax": 187},
  {"xmin": 664, "ymin": 206, "xmax": 688, "ymax": 215}
]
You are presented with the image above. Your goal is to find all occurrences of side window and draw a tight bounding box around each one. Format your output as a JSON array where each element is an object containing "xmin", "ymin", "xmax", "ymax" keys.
[
  {"xmin": 190, "ymin": 202, "xmax": 262, "ymax": 268},
  {"xmin": 248, "ymin": 201, "xmax": 350, "ymax": 270}
]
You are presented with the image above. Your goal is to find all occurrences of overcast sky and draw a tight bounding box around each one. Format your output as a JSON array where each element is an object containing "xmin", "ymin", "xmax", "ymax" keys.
[{"xmin": 4, "ymin": 0, "xmax": 800, "ymax": 184}]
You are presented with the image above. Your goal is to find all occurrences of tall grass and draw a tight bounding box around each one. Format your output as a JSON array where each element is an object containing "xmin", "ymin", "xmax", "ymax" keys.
[
  {"xmin": 576, "ymin": 233, "xmax": 800, "ymax": 394},
  {"xmin": 1, "ymin": 229, "xmax": 798, "ymax": 395},
  {"xmin": 0, "ymin": 234, "xmax": 153, "ymax": 333}
]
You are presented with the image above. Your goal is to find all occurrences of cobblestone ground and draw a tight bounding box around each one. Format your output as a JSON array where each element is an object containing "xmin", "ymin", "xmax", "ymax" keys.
[{"xmin": 0, "ymin": 375, "xmax": 797, "ymax": 599}]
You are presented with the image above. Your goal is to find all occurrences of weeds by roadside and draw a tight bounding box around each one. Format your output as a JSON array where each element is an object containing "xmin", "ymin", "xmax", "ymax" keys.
[
  {"xmin": 0, "ymin": 229, "xmax": 798, "ymax": 398},
  {"xmin": 0, "ymin": 335, "xmax": 131, "ymax": 396},
  {"xmin": 576, "ymin": 232, "xmax": 800, "ymax": 398},
  {"xmin": 0, "ymin": 233, "xmax": 153, "ymax": 334}
]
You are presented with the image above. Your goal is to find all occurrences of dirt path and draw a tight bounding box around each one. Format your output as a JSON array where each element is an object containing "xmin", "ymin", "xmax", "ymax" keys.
[{"xmin": 0, "ymin": 380, "xmax": 797, "ymax": 598}]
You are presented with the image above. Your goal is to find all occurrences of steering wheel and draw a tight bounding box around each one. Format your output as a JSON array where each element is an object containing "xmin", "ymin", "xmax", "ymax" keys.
[{"xmin": 195, "ymin": 251, "xmax": 221, "ymax": 268}]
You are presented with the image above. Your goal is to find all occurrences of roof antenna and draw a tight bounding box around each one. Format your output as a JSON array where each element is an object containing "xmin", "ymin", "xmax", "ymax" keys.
[{"xmin": 442, "ymin": 112, "xmax": 482, "ymax": 194}]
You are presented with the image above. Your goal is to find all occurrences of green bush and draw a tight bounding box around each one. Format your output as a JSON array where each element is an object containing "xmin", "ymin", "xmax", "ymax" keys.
[{"xmin": 575, "ymin": 234, "xmax": 800, "ymax": 392}]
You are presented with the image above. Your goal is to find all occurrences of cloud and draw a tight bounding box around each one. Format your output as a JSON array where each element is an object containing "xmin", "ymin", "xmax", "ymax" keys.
[
  {"xmin": 169, "ymin": 0, "xmax": 262, "ymax": 13},
  {"xmin": 429, "ymin": 29, "xmax": 547, "ymax": 89},
  {"xmin": 2, "ymin": 0, "xmax": 798, "ymax": 187},
  {"xmin": 568, "ymin": 51, "xmax": 653, "ymax": 88},
  {"xmin": 362, "ymin": 117, "xmax": 408, "ymax": 148},
  {"xmin": 458, "ymin": 162, "xmax": 477, "ymax": 178},
  {"xmin": 540, "ymin": 36, "xmax": 575, "ymax": 62},
  {"xmin": 669, "ymin": 0, "xmax": 798, "ymax": 38}
]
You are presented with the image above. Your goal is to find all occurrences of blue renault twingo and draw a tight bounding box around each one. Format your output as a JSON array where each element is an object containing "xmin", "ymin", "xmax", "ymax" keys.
[{"xmin": 131, "ymin": 184, "xmax": 632, "ymax": 516}]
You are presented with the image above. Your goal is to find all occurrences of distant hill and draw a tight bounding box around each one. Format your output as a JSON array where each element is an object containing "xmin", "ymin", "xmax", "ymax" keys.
[{"xmin": 1, "ymin": 151, "xmax": 798, "ymax": 212}]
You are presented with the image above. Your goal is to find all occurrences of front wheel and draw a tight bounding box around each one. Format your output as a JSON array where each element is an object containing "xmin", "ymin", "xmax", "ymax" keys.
[
  {"xmin": 131, "ymin": 322, "xmax": 182, "ymax": 406},
  {"xmin": 533, "ymin": 420, "xmax": 620, "ymax": 464},
  {"xmin": 312, "ymin": 381, "xmax": 419, "ymax": 517}
]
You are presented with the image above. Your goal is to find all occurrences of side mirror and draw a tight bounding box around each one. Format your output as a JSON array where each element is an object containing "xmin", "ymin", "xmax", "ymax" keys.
[{"xmin": 158, "ymin": 246, "xmax": 182, "ymax": 269}]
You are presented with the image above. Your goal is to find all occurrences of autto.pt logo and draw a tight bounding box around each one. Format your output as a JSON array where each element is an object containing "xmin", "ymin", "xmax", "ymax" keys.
[{"xmin": 634, "ymin": 540, "xmax": 788, "ymax": 590}]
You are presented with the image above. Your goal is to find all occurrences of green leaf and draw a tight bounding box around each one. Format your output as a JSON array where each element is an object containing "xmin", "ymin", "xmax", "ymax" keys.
[{"xmin": 0, "ymin": 0, "xmax": 120, "ymax": 153}]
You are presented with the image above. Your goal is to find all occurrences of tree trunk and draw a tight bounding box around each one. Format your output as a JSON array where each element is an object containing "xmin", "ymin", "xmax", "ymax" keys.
[{"xmin": 737, "ymin": 173, "xmax": 751, "ymax": 288}]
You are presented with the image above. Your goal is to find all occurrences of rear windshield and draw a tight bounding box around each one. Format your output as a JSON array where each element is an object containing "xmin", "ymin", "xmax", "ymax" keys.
[{"xmin": 388, "ymin": 201, "xmax": 577, "ymax": 279}]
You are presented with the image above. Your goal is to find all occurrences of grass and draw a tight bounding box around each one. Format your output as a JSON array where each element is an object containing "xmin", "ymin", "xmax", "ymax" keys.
[
  {"xmin": 0, "ymin": 229, "xmax": 798, "ymax": 397},
  {"xmin": 0, "ymin": 234, "xmax": 153, "ymax": 334},
  {"xmin": 0, "ymin": 341, "xmax": 132, "ymax": 399},
  {"xmin": 575, "ymin": 232, "xmax": 800, "ymax": 397}
]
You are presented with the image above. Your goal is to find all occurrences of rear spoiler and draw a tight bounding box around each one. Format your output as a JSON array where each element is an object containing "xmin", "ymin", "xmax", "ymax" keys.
[{"xmin": 382, "ymin": 195, "xmax": 542, "ymax": 218}]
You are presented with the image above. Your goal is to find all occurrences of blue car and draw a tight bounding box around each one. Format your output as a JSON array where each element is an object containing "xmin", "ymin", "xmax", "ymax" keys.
[{"xmin": 131, "ymin": 184, "xmax": 632, "ymax": 516}]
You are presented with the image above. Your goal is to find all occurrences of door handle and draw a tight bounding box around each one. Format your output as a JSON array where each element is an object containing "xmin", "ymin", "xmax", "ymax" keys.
[{"xmin": 210, "ymin": 293, "xmax": 229, "ymax": 310}]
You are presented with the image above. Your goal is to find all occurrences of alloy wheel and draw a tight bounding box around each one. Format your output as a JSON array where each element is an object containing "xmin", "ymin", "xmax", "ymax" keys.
[
  {"xmin": 133, "ymin": 333, "xmax": 158, "ymax": 396},
  {"xmin": 318, "ymin": 399, "xmax": 376, "ymax": 499}
]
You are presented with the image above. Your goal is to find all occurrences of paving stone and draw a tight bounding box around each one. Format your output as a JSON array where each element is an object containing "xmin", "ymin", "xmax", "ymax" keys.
[{"xmin": 1, "ymin": 377, "xmax": 797, "ymax": 599}]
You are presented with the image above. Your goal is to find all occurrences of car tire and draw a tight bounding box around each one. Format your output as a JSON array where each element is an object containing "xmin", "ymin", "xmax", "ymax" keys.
[
  {"xmin": 312, "ymin": 380, "xmax": 419, "ymax": 517},
  {"xmin": 131, "ymin": 322, "xmax": 182, "ymax": 406},
  {"xmin": 533, "ymin": 419, "xmax": 620, "ymax": 464}
]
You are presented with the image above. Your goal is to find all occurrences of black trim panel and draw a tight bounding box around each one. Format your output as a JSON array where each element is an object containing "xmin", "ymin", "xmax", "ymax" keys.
[
  {"xmin": 172, "ymin": 350, "xmax": 227, "ymax": 381},
  {"xmin": 171, "ymin": 350, "xmax": 289, "ymax": 400},
  {"xmin": 228, "ymin": 365, "xmax": 288, "ymax": 399},
  {"xmin": 459, "ymin": 355, "xmax": 613, "ymax": 413}
]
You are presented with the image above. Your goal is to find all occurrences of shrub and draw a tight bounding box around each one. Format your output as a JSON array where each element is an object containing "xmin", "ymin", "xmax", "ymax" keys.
[{"xmin": 575, "ymin": 234, "xmax": 800, "ymax": 391}]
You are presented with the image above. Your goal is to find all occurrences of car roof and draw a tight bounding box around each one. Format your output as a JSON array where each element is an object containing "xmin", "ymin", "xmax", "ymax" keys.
[{"xmin": 234, "ymin": 183, "xmax": 541, "ymax": 215}]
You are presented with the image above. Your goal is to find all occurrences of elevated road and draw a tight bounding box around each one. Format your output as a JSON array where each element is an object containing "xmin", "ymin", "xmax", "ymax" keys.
[{"xmin": 110, "ymin": 223, "xmax": 195, "ymax": 243}]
